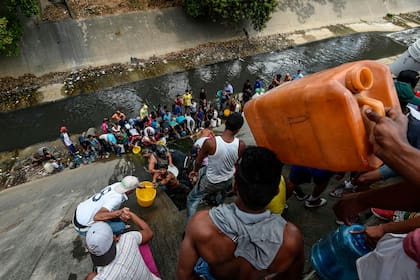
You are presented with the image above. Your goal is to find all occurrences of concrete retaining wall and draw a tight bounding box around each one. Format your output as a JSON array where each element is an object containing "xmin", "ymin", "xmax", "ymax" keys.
[{"xmin": 0, "ymin": 0, "xmax": 419, "ymax": 77}]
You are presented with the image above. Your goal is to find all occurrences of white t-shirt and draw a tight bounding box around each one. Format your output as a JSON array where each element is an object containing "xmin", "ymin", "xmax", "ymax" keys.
[
  {"xmin": 190, "ymin": 102, "xmax": 197, "ymax": 113},
  {"xmin": 129, "ymin": 128, "xmax": 139, "ymax": 136},
  {"xmin": 185, "ymin": 116, "xmax": 195, "ymax": 132},
  {"xmin": 99, "ymin": 134, "xmax": 109, "ymax": 142},
  {"xmin": 76, "ymin": 183, "xmax": 128, "ymax": 226},
  {"xmin": 94, "ymin": 231, "xmax": 160, "ymax": 280},
  {"xmin": 62, "ymin": 132, "xmax": 73, "ymax": 146},
  {"xmin": 357, "ymin": 233, "xmax": 420, "ymax": 280}
]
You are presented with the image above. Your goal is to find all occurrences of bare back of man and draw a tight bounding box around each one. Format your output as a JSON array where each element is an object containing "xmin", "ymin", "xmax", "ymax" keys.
[{"xmin": 177, "ymin": 210, "xmax": 304, "ymax": 280}]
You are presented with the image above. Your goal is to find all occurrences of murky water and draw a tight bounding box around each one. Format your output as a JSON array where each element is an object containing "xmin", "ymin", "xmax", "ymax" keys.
[{"xmin": 0, "ymin": 30, "xmax": 418, "ymax": 152}]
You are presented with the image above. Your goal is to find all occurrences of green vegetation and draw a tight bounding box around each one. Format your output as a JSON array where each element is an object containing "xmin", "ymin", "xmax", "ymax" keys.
[
  {"xmin": 0, "ymin": 0, "xmax": 39, "ymax": 56},
  {"xmin": 184, "ymin": 0, "xmax": 279, "ymax": 31}
]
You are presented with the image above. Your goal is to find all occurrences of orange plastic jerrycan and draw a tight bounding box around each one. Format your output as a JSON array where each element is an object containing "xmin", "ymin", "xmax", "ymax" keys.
[{"xmin": 244, "ymin": 60, "xmax": 401, "ymax": 172}]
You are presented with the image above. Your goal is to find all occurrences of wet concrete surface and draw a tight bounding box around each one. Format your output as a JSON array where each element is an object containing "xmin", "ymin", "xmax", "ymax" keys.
[{"xmin": 0, "ymin": 129, "xmax": 375, "ymax": 279}]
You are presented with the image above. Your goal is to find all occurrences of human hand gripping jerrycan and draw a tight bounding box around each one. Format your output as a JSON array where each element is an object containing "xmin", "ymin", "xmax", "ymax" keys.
[{"xmin": 243, "ymin": 60, "xmax": 401, "ymax": 172}]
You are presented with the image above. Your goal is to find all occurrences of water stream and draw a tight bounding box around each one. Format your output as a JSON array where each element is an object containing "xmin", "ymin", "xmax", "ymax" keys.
[{"xmin": 1, "ymin": 30, "xmax": 418, "ymax": 152}]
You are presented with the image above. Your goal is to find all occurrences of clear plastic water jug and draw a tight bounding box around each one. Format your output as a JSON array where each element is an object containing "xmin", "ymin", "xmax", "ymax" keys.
[{"xmin": 244, "ymin": 60, "xmax": 401, "ymax": 171}]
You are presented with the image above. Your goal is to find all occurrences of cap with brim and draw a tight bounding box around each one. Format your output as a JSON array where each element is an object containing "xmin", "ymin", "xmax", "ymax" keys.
[
  {"xmin": 395, "ymin": 81, "xmax": 420, "ymax": 105},
  {"xmin": 167, "ymin": 165, "xmax": 179, "ymax": 178},
  {"xmin": 113, "ymin": 176, "xmax": 139, "ymax": 193},
  {"xmin": 90, "ymin": 241, "xmax": 116, "ymax": 266},
  {"xmin": 86, "ymin": 222, "xmax": 117, "ymax": 267}
]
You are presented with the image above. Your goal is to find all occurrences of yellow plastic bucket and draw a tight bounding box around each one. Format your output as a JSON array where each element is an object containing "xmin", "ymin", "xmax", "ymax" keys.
[
  {"xmin": 136, "ymin": 188, "xmax": 157, "ymax": 207},
  {"xmin": 132, "ymin": 146, "xmax": 141, "ymax": 154},
  {"xmin": 139, "ymin": 181, "xmax": 154, "ymax": 188}
]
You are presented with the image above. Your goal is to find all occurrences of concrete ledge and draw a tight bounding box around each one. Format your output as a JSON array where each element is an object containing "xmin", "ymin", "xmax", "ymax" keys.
[{"xmin": 0, "ymin": 1, "xmax": 418, "ymax": 78}]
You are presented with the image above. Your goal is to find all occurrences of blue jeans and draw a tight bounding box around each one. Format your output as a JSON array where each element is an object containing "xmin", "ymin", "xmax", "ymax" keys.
[
  {"xmin": 106, "ymin": 219, "xmax": 127, "ymax": 235},
  {"xmin": 67, "ymin": 144, "xmax": 76, "ymax": 154},
  {"xmin": 194, "ymin": 257, "xmax": 216, "ymax": 280},
  {"xmin": 186, "ymin": 167, "xmax": 233, "ymax": 220},
  {"xmin": 73, "ymin": 218, "xmax": 126, "ymax": 236},
  {"xmin": 289, "ymin": 165, "xmax": 334, "ymax": 185},
  {"xmin": 378, "ymin": 164, "xmax": 397, "ymax": 180}
]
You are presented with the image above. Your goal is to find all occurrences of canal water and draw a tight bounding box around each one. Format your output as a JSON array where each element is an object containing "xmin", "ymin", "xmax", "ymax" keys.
[{"xmin": 0, "ymin": 30, "xmax": 418, "ymax": 152}]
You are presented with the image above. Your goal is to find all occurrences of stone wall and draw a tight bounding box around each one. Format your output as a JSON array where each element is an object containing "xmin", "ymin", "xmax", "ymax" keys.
[{"xmin": 0, "ymin": 0, "xmax": 418, "ymax": 78}]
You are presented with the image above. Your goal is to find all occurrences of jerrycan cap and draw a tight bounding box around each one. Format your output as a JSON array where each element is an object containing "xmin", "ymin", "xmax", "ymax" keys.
[{"xmin": 345, "ymin": 67, "xmax": 373, "ymax": 93}]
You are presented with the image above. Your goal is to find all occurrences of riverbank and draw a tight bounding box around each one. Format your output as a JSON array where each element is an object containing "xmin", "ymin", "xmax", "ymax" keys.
[
  {"xmin": 0, "ymin": 8, "xmax": 418, "ymax": 112},
  {"xmin": 0, "ymin": 49, "xmax": 409, "ymax": 190}
]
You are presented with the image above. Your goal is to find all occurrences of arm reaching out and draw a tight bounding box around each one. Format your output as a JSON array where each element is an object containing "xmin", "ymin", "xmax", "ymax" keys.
[
  {"xmin": 93, "ymin": 207, "xmax": 125, "ymax": 222},
  {"xmin": 124, "ymin": 210, "xmax": 154, "ymax": 244},
  {"xmin": 365, "ymin": 107, "xmax": 420, "ymax": 185},
  {"xmin": 351, "ymin": 216, "xmax": 420, "ymax": 248}
]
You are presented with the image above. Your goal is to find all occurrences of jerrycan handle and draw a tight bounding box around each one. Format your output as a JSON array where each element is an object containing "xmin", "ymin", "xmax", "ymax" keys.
[
  {"xmin": 346, "ymin": 66, "xmax": 385, "ymax": 132},
  {"xmin": 357, "ymin": 97, "xmax": 385, "ymax": 138},
  {"xmin": 356, "ymin": 96, "xmax": 385, "ymax": 117}
]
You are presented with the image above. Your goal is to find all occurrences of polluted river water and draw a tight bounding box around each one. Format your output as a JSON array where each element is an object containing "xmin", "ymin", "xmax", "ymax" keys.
[{"xmin": 0, "ymin": 30, "xmax": 419, "ymax": 153}]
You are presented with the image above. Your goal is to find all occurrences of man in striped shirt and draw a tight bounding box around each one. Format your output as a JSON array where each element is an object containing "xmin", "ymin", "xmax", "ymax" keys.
[{"xmin": 84, "ymin": 211, "xmax": 160, "ymax": 280}]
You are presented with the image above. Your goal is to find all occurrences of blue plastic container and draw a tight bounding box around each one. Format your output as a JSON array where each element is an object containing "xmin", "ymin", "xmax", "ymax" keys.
[{"xmin": 311, "ymin": 224, "xmax": 372, "ymax": 280}]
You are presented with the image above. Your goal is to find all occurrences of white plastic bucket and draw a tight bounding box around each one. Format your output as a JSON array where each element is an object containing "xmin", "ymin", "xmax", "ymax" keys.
[
  {"xmin": 390, "ymin": 39, "xmax": 420, "ymax": 76},
  {"xmin": 210, "ymin": 119, "xmax": 217, "ymax": 128}
]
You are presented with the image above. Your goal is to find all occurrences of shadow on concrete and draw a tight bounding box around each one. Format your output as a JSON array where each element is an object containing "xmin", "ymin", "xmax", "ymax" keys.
[
  {"xmin": 278, "ymin": 0, "xmax": 347, "ymax": 23},
  {"xmin": 152, "ymin": 8, "xmax": 245, "ymax": 41}
]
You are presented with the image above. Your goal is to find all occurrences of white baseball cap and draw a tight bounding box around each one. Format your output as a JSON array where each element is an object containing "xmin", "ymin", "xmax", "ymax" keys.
[
  {"xmin": 86, "ymin": 222, "xmax": 116, "ymax": 266},
  {"xmin": 114, "ymin": 176, "xmax": 139, "ymax": 194},
  {"xmin": 167, "ymin": 165, "xmax": 179, "ymax": 178}
]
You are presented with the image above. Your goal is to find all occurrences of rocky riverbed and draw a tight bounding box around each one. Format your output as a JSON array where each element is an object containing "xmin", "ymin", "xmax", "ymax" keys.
[{"xmin": 0, "ymin": 137, "xmax": 78, "ymax": 190}]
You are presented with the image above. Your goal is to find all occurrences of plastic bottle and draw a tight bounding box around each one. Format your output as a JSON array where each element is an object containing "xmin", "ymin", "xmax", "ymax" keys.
[
  {"xmin": 243, "ymin": 60, "xmax": 401, "ymax": 172},
  {"xmin": 311, "ymin": 224, "xmax": 372, "ymax": 280}
]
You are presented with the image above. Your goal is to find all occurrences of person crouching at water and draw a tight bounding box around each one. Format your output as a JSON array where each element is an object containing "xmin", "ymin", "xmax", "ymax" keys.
[
  {"xmin": 73, "ymin": 176, "xmax": 140, "ymax": 236},
  {"xmin": 155, "ymin": 165, "xmax": 190, "ymax": 211},
  {"xmin": 148, "ymin": 145, "xmax": 174, "ymax": 183}
]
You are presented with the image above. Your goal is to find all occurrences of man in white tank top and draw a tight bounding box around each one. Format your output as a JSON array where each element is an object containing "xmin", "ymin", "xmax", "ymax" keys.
[{"xmin": 187, "ymin": 113, "xmax": 246, "ymax": 220}]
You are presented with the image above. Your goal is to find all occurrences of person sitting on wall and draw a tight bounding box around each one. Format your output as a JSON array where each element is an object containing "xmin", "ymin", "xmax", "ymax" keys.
[
  {"xmin": 155, "ymin": 165, "xmax": 190, "ymax": 211},
  {"xmin": 148, "ymin": 145, "xmax": 174, "ymax": 183},
  {"xmin": 84, "ymin": 214, "xmax": 160, "ymax": 280}
]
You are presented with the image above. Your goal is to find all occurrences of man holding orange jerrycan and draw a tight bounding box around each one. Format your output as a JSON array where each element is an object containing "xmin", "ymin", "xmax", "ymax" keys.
[
  {"xmin": 243, "ymin": 60, "xmax": 400, "ymax": 172},
  {"xmin": 333, "ymin": 106, "xmax": 420, "ymax": 280}
]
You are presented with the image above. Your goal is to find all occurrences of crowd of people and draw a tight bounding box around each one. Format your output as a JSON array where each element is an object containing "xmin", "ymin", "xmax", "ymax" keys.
[
  {"xmin": 66, "ymin": 67, "xmax": 420, "ymax": 280},
  {"xmin": 45, "ymin": 70, "xmax": 304, "ymax": 172}
]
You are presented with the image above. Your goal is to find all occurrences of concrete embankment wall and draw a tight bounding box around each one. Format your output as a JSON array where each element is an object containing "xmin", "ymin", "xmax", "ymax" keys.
[{"xmin": 0, "ymin": 0, "xmax": 419, "ymax": 77}]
